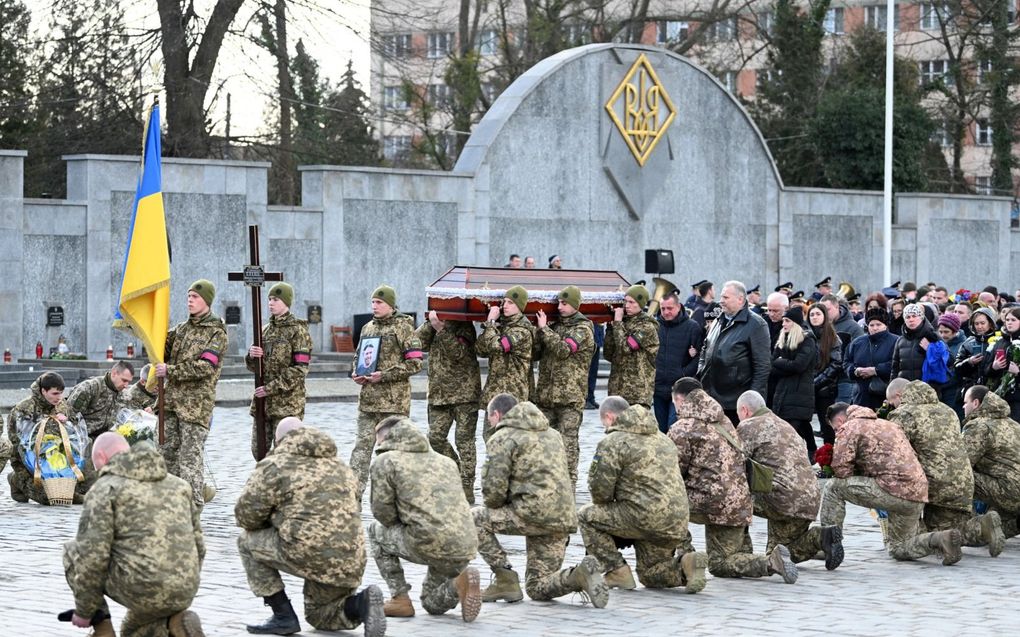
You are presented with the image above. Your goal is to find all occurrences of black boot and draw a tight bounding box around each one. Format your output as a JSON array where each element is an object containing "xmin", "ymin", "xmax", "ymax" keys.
[
  {"xmin": 342, "ymin": 585, "xmax": 386, "ymax": 637},
  {"xmin": 247, "ymin": 590, "xmax": 301, "ymax": 635}
]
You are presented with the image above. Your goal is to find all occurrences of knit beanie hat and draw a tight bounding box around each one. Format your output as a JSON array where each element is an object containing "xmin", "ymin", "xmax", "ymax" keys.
[
  {"xmin": 559, "ymin": 285, "xmax": 582, "ymax": 310},
  {"xmin": 372, "ymin": 284, "xmax": 397, "ymax": 308},
  {"xmin": 903, "ymin": 303, "xmax": 925, "ymax": 319},
  {"xmin": 189, "ymin": 279, "xmax": 215, "ymax": 307},
  {"xmin": 505, "ymin": 285, "xmax": 528, "ymax": 313},
  {"xmin": 268, "ymin": 282, "xmax": 294, "ymax": 308},
  {"xmin": 865, "ymin": 307, "xmax": 889, "ymax": 325},
  {"xmin": 783, "ymin": 306, "xmax": 804, "ymax": 325},
  {"xmin": 626, "ymin": 285, "xmax": 649, "ymax": 308},
  {"xmin": 937, "ymin": 313, "xmax": 961, "ymax": 332}
]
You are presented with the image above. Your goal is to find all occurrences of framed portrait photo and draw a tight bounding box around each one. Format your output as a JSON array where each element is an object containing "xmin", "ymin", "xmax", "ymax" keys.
[{"xmin": 355, "ymin": 336, "xmax": 382, "ymax": 376}]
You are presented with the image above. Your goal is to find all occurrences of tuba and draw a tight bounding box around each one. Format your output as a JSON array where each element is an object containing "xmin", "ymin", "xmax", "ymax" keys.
[
  {"xmin": 836, "ymin": 281, "xmax": 855, "ymax": 301},
  {"xmin": 647, "ymin": 277, "xmax": 679, "ymax": 316}
]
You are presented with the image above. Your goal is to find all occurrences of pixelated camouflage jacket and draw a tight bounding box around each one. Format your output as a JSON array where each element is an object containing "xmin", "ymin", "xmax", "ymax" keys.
[
  {"xmin": 482, "ymin": 401, "xmax": 577, "ymax": 533},
  {"xmin": 889, "ymin": 381, "xmax": 973, "ymax": 512},
  {"xmin": 589, "ymin": 405, "xmax": 689, "ymax": 539},
  {"xmin": 6, "ymin": 380, "xmax": 77, "ymax": 451},
  {"xmin": 668, "ymin": 389, "xmax": 752, "ymax": 526},
  {"xmin": 164, "ymin": 311, "xmax": 228, "ymax": 426},
  {"xmin": 832, "ymin": 405, "xmax": 928, "ymax": 503},
  {"xmin": 120, "ymin": 381, "xmax": 156, "ymax": 412},
  {"xmin": 737, "ymin": 408, "xmax": 820, "ymax": 521},
  {"xmin": 246, "ymin": 312, "xmax": 312, "ymax": 419},
  {"xmin": 370, "ymin": 418, "xmax": 477, "ymax": 562},
  {"xmin": 533, "ymin": 312, "xmax": 595, "ymax": 409},
  {"xmin": 962, "ymin": 391, "xmax": 1020, "ymax": 511},
  {"xmin": 416, "ymin": 320, "xmax": 481, "ymax": 406},
  {"xmin": 477, "ymin": 313, "xmax": 535, "ymax": 406},
  {"xmin": 358, "ymin": 312, "xmax": 423, "ymax": 415},
  {"xmin": 67, "ymin": 442, "xmax": 203, "ymax": 618},
  {"xmin": 604, "ymin": 311, "xmax": 660, "ymax": 407},
  {"xmin": 235, "ymin": 426, "xmax": 366, "ymax": 588},
  {"xmin": 67, "ymin": 373, "xmax": 123, "ymax": 437}
]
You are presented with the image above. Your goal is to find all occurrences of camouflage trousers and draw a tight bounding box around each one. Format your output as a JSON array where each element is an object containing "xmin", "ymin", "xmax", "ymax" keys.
[
  {"xmin": 250, "ymin": 416, "xmax": 282, "ymax": 460},
  {"xmin": 922, "ymin": 504, "xmax": 989, "ymax": 545},
  {"xmin": 539, "ymin": 405, "xmax": 583, "ymax": 490},
  {"xmin": 753, "ymin": 496, "xmax": 823, "ymax": 563},
  {"xmin": 820, "ymin": 476, "xmax": 937, "ymax": 561},
  {"xmin": 237, "ymin": 528, "xmax": 361, "ymax": 631},
  {"xmin": 63, "ymin": 543, "xmax": 190, "ymax": 637},
  {"xmin": 351, "ymin": 410, "xmax": 402, "ymax": 501},
  {"xmin": 7, "ymin": 455, "xmax": 52, "ymax": 504},
  {"xmin": 427, "ymin": 403, "xmax": 479, "ymax": 503},
  {"xmin": 159, "ymin": 413, "xmax": 209, "ymax": 508},
  {"xmin": 367, "ymin": 521, "xmax": 467, "ymax": 614},
  {"xmin": 577, "ymin": 503, "xmax": 687, "ymax": 588},
  {"xmin": 684, "ymin": 514, "xmax": 770, "ymax": 578},
  {"xmin": 973, "ymin": 472, "xmax": 1020, "ymax": 538},
  {"xmin": 472, "ymin": 506, "xmax": 578, "ymax": 601}
]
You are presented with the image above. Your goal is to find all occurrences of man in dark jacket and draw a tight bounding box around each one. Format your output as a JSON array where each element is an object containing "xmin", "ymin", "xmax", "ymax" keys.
[
  {"xmin": 653, "ymin": 293, "xmax": 704, "ymax": 432},
  {"xmin": 845, "ymin": 308, "xmax": 898, "ymax": 409},
  {"xmin": 697, "ymin": 281, "xmax": 771, "ymax": 424}
]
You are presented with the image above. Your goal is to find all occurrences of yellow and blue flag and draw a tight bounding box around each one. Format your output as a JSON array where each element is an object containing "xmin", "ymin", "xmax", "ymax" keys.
[{"xmin": 113, "ymin": 103, "xmax": 170, "ymax": 371}]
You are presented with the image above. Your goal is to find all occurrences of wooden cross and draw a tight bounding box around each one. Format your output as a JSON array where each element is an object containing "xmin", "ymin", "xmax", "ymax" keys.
[{"xmin": 228, "ymin": 225, "xmax": 284, "ymax": 460}]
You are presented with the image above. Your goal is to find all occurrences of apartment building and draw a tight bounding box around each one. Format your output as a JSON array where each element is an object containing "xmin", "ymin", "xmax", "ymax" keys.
[{"xmin": 370, "ymin": 1, "xmax": 1019, "ymax": 195}]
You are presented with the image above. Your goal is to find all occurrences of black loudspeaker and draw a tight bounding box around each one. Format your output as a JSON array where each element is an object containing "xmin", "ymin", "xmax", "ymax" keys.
[{"xmin": 644, "ymin": 249, "xmax": 675, "ymax": 274}]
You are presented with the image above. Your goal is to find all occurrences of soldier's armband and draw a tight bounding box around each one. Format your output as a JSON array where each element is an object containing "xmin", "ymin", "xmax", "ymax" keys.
[
  {"xmin": 564, "ymin": 337, "xmax": 579, "ymax": 354},
  {"xmin": 199, "ymin": 349, "xmax": 221, "ymax": 367},
  {"xmin": 499, "ymin": 336, "xmax": 513, "ymax": 353},
  {"xmin": 626, "ymin": 336, "xmax": 641, "ymax": 351},
  {"xmin": 292, "ymin": 351, "xmax": 311, "ymax": 366}
]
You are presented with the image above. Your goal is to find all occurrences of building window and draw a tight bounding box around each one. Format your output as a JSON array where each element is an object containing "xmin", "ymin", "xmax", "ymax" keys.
[
  {"xmin": 481, "ymin": 82, "xmax": 499, "ymax": 103},
  {"xmin": 718, "ymin": 70, "xmax": 738, "ymax": 94},
  {"xmin": 427, "ymin": 32, "xmax": 454, "ymax": 58},
  {"xmin": 756, "ymin": 10, "xmax": 775, "ymax": 37},
  {"xmin": 427, "ymin": 83, "xmax": 452, "ymax": 107},
  {"xmin": 563, "ymin": 23, "xmax": 591, "ymax": 45},
  {"xmin": 978, "ymin": 59, "xmax": 993, "ymax": 83},
  {"xmin": 757, "ymin": 68, "xmax": 779, "ymax": 91},
  {"xmin": 383, "ymin": 135, "xmax": 412, "ymax": 161},
  {"xmin": 657, "ymin": 20, "xmax": 690, "ymax": 43},
  {"xmin": 706, "ymin": 16, "xmax": 738, "ymax": 42},
  {"xmin": 824, "ymin": 7, "xmax": 845, "ymax": 34},
  {"xmin": 383, "ymin": 34, "xmax": 412, "ymax": 58},
  {"xmin": 976, "ymin": 120, "xmax": 993, "ymax": 145},
  {"xmin": 919, "ymin": 60, "xmax": 952, "ymax": 86},
  {"xmin": 921, "ymin": 3, "xmax": 951, "ymax": 30},
  {"xmin": 930, "ymin": 123, "xmax": 951, "ymax": 147},
  {"xmin": 383, "ymin": 85, "xmax": 408, "ymax": 110},
  {"xmin": 865, "ymin": 5, "xmax": 899, "ymax": 31},
  {"xmin": 477, "ymin": 29, "xmax": 498, "ymax": 55},
  {"xmin": 975, "ymin": 176, "xmax": 992, "ymax": 195}
]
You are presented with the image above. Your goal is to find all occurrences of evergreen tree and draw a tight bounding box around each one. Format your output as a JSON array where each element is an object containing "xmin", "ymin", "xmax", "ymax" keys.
[
  {"xmin": 0, "ymin": 0, "xmax": 32, "ymax": 150},
  {"xmin": 321, "ymin": 61, "xmax": 380, "ymax": 166}
]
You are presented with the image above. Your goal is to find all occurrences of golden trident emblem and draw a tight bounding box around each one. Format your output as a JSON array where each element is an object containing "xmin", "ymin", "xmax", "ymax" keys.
[{"xmin": 605, "ymin": 53, "xmax": 676, "ymax": 167}]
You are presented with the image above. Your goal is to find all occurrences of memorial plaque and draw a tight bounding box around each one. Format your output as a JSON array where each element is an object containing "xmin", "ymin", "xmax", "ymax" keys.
[
  {"xmin": 225, "ymin": 306, "xmax": 242, "ymax": 325},
  {"xmin": 307, "ymin": 305, "xmax": 322, "ymax": 324},
  {"xmin": 47, "ymin": 306, "xmax": 64, "ymax": 327}
]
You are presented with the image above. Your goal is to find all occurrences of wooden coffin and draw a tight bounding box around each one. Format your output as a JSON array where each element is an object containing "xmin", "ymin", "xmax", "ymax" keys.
[{"xmin": 426, "ymin": 266, "xmax": 632, "ymax": 323}]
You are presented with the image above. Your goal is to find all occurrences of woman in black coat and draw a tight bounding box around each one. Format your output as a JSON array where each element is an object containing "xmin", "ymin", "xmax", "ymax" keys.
[
  {"xmin": 984, "ymin": 307, "xmax": 1020, "ymax": 421},
  {"xmin": 891, "ymin": 303, "xmax": 940, "ymax": 383},
  {"xmin": 808, "ymin": 304, "xmax": 842, "ymax": 445},
  {"xmin": 771, "ymin": 306, "xmax": 818, "ymax": 462}
]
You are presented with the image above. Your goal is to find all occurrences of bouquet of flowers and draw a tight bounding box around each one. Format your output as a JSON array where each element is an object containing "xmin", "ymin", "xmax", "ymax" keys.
[
  {"xmin": 876, "ymin": 401, "xmax": 893, "ymax": 419},
  {"xmin": 114, "ymin": 408, "xmax": 157, "ymax": 446},
  {"xmin": 990, "ymin": 339, "xmax": 1020, "ymax": 399},
  {"xmin": 952, "ymin": 289, "xmax": 973, "ymax": 303},
  {"xmin": 814, "ymin": 443, "xmax": 834, "ymax": 478}
]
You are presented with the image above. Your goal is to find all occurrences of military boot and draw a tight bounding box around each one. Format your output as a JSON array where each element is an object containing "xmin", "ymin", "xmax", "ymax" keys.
[
  {"xmin": 91, "ymin": 618, "xmax": 116, "ymax": 637},
  {"xmin": 168, "ymin": 609, "xmax": 205, "ymax": 637},
  {"xmin": 453, "ymin": 566, "xmax": 482, "ymax": 622},
  {"xmin": 821, "ymin": 525, "xmax": 845, "ymax": 571},
  {"xmin": 382, "ymin": 593, "xmax": 414, "ymax": 618},
  {"xmin": 767, "ymin": 545, "xmax": 798, "ymax": 584},
  {"xmin": 246, "ymin": 590, "xmax": 301, "ymax": 635},
  {"xmin": 980, "ymin": 511, "xmax": 1005, "ymax": 558},
  {"xmin": 7, "ymin": 472, "xmax": 27, "ymax": 503},
  {"xmin": 482, "ymin": 567, "xmax": 524, "ymax": 603},
  {"xmin": 930, "ymin": 529, "xmax": 963, "ymax": 566},
  {"xmin": 566, "ymin": 556, "xmax": 609, "ymax": 608},
  {"xmin": 603, "ymin": 563, "xmax": 636, "ymax": 590},
  {"xmin": 679, "ymin": 551, "xmax": 708, "ymax": 594},
  {"xmin": 341, "ymin": 585, "xmax": 386, "ymax": 637}
]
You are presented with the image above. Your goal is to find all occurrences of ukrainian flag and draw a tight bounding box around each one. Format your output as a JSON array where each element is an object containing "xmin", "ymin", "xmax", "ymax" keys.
[{"xmin": 113, "ymin": 103, "xmax": 170, "ymax": 368}]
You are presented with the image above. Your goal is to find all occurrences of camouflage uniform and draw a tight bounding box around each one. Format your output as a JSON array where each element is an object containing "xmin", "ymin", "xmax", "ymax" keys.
[
  {"xmin": 962, "ymin": 392, "xmax": 1020, "ymax": 538},
  {"xmin": 120, "ymin": 382, "xmax": 156, "ymax": 412},
  {"xmin": 68, "ymin": 372, "xmax": 126, "ymax": 494},
  {"xmin": 604, "ymin": 311, "xmax": 659, "ymax": 408},
  {"xmin": 245, "ymin": 311, "xmax": 313, "ymax": 458},
  {"xmin": 889, "ymin": 381, "xmax": 989, "ymax": 542},
  {"xmin": 352, "ymin": 311, "xmax": 423, "ymax": 498},
  {"xmin": 235, "ymin": 427, "xmax": 368, "ymax": 631},
  {"xmin": 737, "ymin": 408, "xmax": 823, "ymax": 563},
  {"xmin": 533, "ymin": 311, "xmax": 595, "ymax": 488},
  {"xmin": 416, "ymin": 320, "xmax": 481, "ymax": 501},
  {"xmin": 160, "ymin": 311, "xmax": 228, "ymax": 507},
  {"xmin": 578, "ymin": 405, "xmax": 692, "ymax": 588},
  {"xmin": 669, "ymin": 390, "xmax": 777, "ymax": 578},
  {"xmin": 476, "ymin": 313, "xmax": 535, "ymax": 436},
  {"xmin": 820, "ymin": 406, "xmax": 945, "ymax": 561},
  {"xmin": 63, "ymin": 443, "xmax": 203, "ymax": 637},
  {"xmin": 368, "ymin": 418, "xmax": 477, "ymax": 614},
  {"xmin": 472, "ymin": 402, "xmax": 582, "ymax": 600},
  {"xmin": 6, "ymin": 380, "xmax": 79, "ymax": 504}
]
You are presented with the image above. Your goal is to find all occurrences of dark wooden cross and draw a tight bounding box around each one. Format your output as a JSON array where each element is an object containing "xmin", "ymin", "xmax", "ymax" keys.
[{"xmin": 228, "ymin": 225, "xmax": 284, "ymax": 460}]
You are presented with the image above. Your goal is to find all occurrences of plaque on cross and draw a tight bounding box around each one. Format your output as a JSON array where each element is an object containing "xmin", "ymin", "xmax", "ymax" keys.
[{"xmin": 228, "ymin": 225, "xmax": 284, "ymax": 460}]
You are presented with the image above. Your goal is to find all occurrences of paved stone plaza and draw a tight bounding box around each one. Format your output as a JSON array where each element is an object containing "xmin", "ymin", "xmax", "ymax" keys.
[{"xmin": 2, "ymin": 399, "xmax": 1016, "ymax": 636}]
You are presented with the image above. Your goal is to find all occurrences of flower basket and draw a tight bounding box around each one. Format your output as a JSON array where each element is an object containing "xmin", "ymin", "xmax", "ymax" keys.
[
  {"xmin": 25, "ymin": 415, "xmax": 86, "ymax": 506},
  {"xmin": 42, "ymin": 476, "xmax": 78, "ymax": 506}
]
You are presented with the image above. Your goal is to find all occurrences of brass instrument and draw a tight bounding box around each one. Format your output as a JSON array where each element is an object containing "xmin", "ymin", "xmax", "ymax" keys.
[
  {"xmin": 647, "ymin": 276, "xmax": 679, "ymax": 316},
  {"xmin": 836, "ymin": 281, "xmax": 855, "ymax": 301}
]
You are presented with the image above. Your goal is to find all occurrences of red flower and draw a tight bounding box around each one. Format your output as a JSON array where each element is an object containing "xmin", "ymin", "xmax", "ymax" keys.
[{"xmin": 814, "ymin": 443, "xmax": 834, "ymax": 467}]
